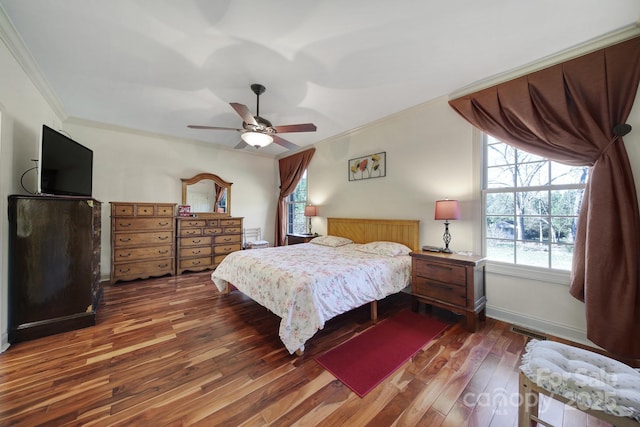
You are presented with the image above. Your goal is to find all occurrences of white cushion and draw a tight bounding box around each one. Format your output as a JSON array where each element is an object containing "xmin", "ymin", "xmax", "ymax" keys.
[{"xmin": 521, "ymin": 339, "xmax": 640, "ymax": 421}]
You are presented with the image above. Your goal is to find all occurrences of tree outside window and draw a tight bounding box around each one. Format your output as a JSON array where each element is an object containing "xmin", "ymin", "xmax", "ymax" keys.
[
  {"xmin": 484, "ymin": 135, "xmax": 588, "ymax": 270},
  {"xmin": 286, "ymin": 170, "xmax": 308, "ymax": 234}
]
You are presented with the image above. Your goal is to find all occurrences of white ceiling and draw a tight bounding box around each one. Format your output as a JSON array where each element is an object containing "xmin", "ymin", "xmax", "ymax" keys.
[{"xmin": 1, "ymin": 0, "xmax": 639, "ymax": 156}]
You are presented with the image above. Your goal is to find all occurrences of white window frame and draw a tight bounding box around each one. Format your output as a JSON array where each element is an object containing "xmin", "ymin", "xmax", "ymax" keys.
[
  {"xmin": 481, "ymin": 133, "xmax": 587, "ymax": 285},
  {"xmin": 286, "ymin": 170, "xmax": 308, "ymax": 235}
]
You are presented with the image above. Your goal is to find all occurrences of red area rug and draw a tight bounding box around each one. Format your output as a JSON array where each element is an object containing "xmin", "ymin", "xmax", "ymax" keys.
[{"xmin": 315, "ymin": 309, "xmax": 450, "ymax": 397}]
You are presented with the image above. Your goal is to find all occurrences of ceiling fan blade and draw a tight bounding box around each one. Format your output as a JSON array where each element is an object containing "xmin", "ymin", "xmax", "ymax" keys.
[
  {"xmin": 187, "ymin": 125, "xmax": 242, "ymax": 132},
  {"xmin": 234, "ymin": 140, "xmax": 248, "ymax": 149},
  {"xmin": 272, "ymin": 123, "xmax": 317, "ymax": 133},
  {"xmin": 230, "ymin": 102, "xmax": 258, "ymax": 126},
  {"xmin": 272, "ymin": 135, "xmax": 300, "ymax": 151}
]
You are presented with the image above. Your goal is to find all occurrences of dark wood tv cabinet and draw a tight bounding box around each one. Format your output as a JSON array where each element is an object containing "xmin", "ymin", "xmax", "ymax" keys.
[{"xmin": 7, "ymin": 195, "xmax": 102, "ymax": 343}]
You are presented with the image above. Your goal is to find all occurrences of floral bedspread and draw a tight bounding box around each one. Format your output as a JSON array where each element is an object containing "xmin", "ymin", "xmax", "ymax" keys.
[{"xmin": 210, "ymin": 243, "xmax": 411, "ymax": 354}]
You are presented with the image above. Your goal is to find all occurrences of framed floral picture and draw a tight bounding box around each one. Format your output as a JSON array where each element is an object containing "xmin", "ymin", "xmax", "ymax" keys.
[{"xmin": 348, "ymin": 151, "xmax": 386, "ymax": 181}]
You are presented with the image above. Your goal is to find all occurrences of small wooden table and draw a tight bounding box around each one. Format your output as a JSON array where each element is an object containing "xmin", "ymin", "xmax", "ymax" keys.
[
  {"xmin": 409, "ymin": 251, "xmax": 486, "ymax": 332},
  {"xmin": 286, "ymin": 233, "xmax": 318, "ymax": 245}
]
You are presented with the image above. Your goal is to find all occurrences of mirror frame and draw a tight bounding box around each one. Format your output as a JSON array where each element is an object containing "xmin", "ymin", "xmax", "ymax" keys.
[{"xmin": 181, "ymin": 173, "xmax": 233, "ymax": 218}]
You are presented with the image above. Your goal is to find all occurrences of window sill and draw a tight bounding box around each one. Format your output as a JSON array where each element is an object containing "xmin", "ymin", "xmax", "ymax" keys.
[{"xmin": 485, "ymin": 261, "xmax": 571, "ymax": 286}]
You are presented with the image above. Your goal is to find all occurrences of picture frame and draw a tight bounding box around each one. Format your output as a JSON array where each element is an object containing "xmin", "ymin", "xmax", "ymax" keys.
[{"xmin": 348, "ymin": 151, "xmax": 386, "ymax": 181}]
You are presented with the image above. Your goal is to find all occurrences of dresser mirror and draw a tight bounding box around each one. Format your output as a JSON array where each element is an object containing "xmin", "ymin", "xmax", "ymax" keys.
[{"xmin": 181, "ymin": 173, "xmax": 232, "ymax": 217}]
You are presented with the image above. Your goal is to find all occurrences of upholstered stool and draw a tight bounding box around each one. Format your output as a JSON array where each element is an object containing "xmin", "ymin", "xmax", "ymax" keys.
[{"xmin": 519, "ymin": 339, "xmax": 640, "ymax": 427}]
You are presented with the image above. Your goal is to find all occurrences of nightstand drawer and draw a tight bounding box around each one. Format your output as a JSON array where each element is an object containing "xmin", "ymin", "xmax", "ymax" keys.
[
  {"xmin": 413, "ymin": 277, "xmax": 466, "ymax": 306},
  {"xmin": 414, "ymin": 261, "xmax": 466, "ymax": 287}
]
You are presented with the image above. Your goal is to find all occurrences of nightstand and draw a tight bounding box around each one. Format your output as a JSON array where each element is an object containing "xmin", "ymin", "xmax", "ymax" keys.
[
  {"xmin": 286, "ymin": 233, "xmax": 318, "ymax": 245},
  {"xmin": 409, "ymin": 251, "xmax": 486, "ymax": 332}
]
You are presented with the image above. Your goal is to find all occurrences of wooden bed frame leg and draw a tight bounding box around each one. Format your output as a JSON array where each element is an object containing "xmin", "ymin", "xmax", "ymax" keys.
[
  {"xmin": 370, "ymin": 300, "xmax": 378, "ymax": 322},
  {"xmin": 295, "ymin": 349, "xmax": 304, "ymax": 356}
]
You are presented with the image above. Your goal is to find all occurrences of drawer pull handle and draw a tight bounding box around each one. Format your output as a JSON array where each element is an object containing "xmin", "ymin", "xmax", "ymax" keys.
[
  {"xmin": 192, "ymin": 261, "xmax": 201, "ymax": 265},
  {"xmin": 193, "ymin": 250, "xmax": 201, "ymax": 254},
  {"xmin": 158, "ymin": 263, "xmax": 168, "ymax": 268},
  {"xmin": 158, "ymin": 222, "xmax": 169, "ymax": 226},
  {"xmin": 159, "ymin": 250, "xmax": 169, "ymax": 254},
  {"xmin": 119, "ymin": 253, "xmax": 131, "ymax": 258},
  {"xmin": 192, "ymin": 239, "xmax": 201, "ymax": 244},
  {"xmin": 189, "ymin": 222, "xmax": 198, "ymax": 226},
  {"xmin": 119, "ymin": 268, "xmax": 130, "ymax": 273},
  {"xmin": 119, "ymin": 238, "xmax": 131, "ymax": 242},
  {"xmin": 223, "ymin": 238, "xmax": 231, "ymax": 242},
  {"xmin": 224, "ymin": 247, "xmax": 232, "ymax": 251},
  {"xmin": 158, "ymin": 236, "xmax": 169, "ymax": 240},
  {"xmin": 119, "ymin": 223, "xmax": 131, "ymax": 227}
]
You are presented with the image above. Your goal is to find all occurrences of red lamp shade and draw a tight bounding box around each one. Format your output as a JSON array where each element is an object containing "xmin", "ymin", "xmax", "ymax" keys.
[
  {"xmin": 304, "ymin": 205, "xmax": 317, "ymax": 217},
  {"xmin": 434, "ymin": 200, "xmax": 460, "ymax": 220}
]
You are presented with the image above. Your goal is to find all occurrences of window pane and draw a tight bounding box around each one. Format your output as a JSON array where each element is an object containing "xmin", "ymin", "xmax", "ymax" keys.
[
  {"xmin": 487, "ymin": 165, "xmax": 515, "ymax": 188},
  {"xmin": 551, "ymin": 163, "xmax": 589, "ymax": 185},
  {"xmin": 515, "ymin": 191, "xmax": 547, "ymax": 216},
  {"xmin": 486, "ymin": 216, "xmax": 515, "ymax": 239},
  {"xmin": 515, "ymin": 241, "xmax": 548, "ymax": 268},
  {"xmin": 520, "ymin": 216, "xmax": 550, "ymax": 242},
  {"xmin": 516, "ymin": 161, "xmax": 548, "ymax": 187},
  {"xmin": 486, "ymin": 239, "xmax": 514, "ymax": 263},
  {"xmin": 550, "ymin": 244, "xmax": 574, "ymax": 270},
  {"xmin": 551, "ymin": 217, "xmax": 577, "ymax": 244},
  {"xmin": 487, "ymin": 143, "xmax": 516, "ymax": 167},
  {"xmin": 486, "ymin": 193, "xmax": 514, "ymax": 215},
  {"xmin": 550, "ymin": 189, "xmax": 583, "ymax": 216}
]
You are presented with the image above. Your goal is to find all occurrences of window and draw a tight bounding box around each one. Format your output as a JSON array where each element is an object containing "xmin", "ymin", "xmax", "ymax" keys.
[
  {"xmin": 286, "ymin": 170, "xmax": 308, "ymax": 234},
  {"xmin": 483, "ymin": 134, "xmax": 588, "ymax": 270}
]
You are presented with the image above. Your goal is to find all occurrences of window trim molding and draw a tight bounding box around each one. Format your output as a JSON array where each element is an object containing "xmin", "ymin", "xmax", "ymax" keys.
[{"xmin": 485, "ymin": 261, "xmax": 571, "ymax": 286}]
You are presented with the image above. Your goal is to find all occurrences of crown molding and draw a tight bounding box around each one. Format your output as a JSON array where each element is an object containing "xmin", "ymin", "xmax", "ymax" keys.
[
  {"xmin": 449, "ymin": 22, "xmax": 640, "ymax": 99},
  {"xmin": 0, "ymin": 5, "xmax": 67, "ymax": 120}
]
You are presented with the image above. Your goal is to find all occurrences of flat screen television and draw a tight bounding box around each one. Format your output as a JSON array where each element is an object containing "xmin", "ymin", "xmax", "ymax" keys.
[{"xmin": 37, "ymin": 125, "xmax": 93, "ymax": 197}]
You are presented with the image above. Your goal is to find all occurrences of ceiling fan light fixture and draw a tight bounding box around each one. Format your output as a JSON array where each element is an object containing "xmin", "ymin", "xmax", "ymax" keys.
[{"xmin": 241, "ymin": 131, "xmax": 273, "ymax": 148}]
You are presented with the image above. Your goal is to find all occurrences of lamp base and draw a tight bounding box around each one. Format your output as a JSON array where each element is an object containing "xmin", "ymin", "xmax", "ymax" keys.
[{"xmin": 441, "ymin": 247, "xmax": 453, "ymax": 254}]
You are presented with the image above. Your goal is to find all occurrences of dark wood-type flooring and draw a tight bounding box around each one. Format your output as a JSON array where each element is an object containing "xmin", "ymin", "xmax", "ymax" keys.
[{"xmin": 0, "ymin": 272, "xmax": 614, "ymax": 426}]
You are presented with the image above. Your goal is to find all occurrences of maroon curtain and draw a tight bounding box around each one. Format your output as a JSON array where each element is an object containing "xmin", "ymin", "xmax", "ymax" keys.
[
  {"xmin": 449, "ymin": 37, "xmax": 640, "ymax": 358},
  {"xmin": 275, "ymin": 148, "xmax": 316, "ymax": 246}
]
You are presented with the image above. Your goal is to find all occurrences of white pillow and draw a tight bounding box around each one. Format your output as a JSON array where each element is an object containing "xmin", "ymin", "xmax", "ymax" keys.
[
  {"xmin": 309, "ymin": 235, "xmax": 353, "ymax": 247},
  {"xmin": 356, "ymin": 241, "xmax": 412, "ymax": 257}
]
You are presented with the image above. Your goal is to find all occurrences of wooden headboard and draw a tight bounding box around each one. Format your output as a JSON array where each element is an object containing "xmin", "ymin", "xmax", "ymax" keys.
[{"xmin": 327, "ymin": 218, "xmax": 420, "ymax": 252}]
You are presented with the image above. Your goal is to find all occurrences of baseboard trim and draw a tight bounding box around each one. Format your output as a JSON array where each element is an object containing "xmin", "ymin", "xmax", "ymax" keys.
[{"xmin": 486, "ymin": 305, "xmax": 595, "ymax": 348}]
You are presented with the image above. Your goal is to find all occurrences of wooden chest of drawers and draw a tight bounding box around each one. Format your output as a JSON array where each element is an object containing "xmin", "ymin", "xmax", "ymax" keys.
[
  {"xmin": 410, "ymin": 251, "xmax": 486, "ymax": 332},
  {"xmin": 176, "ymin": 217, "xmax": 243, "ymax": 275},
  {"xmin": 110, "ymin": 202, "xmax": 176, "ymax": 283}
]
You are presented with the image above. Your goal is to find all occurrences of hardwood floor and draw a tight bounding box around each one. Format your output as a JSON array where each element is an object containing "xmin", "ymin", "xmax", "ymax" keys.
[{"xmin": 0, "ymin": 272, "xmax": 613, "ymax": 426}]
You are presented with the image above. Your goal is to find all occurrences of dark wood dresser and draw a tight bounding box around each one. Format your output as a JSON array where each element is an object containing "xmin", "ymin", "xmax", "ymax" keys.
[{"xmin": 8, "ymin": 195, "xmax": 101, "ymax": 343}]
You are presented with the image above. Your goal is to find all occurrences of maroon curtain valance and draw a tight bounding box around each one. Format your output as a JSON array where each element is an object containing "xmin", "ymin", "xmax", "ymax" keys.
[
  {"xmin": 449, "ymin": 36, "xmax": 640, "ymax": 357},
  {"xmin": 275, "ymin": 148, "xmax": 315, "ymax": 246}
]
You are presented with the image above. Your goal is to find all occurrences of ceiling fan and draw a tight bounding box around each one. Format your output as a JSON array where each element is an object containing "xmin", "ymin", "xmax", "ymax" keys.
[{"xmin": 188, "ymin": 83, "xmax": 317, "ymax": 150}]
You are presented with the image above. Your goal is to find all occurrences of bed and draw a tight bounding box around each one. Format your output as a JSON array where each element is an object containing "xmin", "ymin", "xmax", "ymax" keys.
[{"xmin": 211, "ymin": 218, "xmax": 420, "ymax": 354}]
